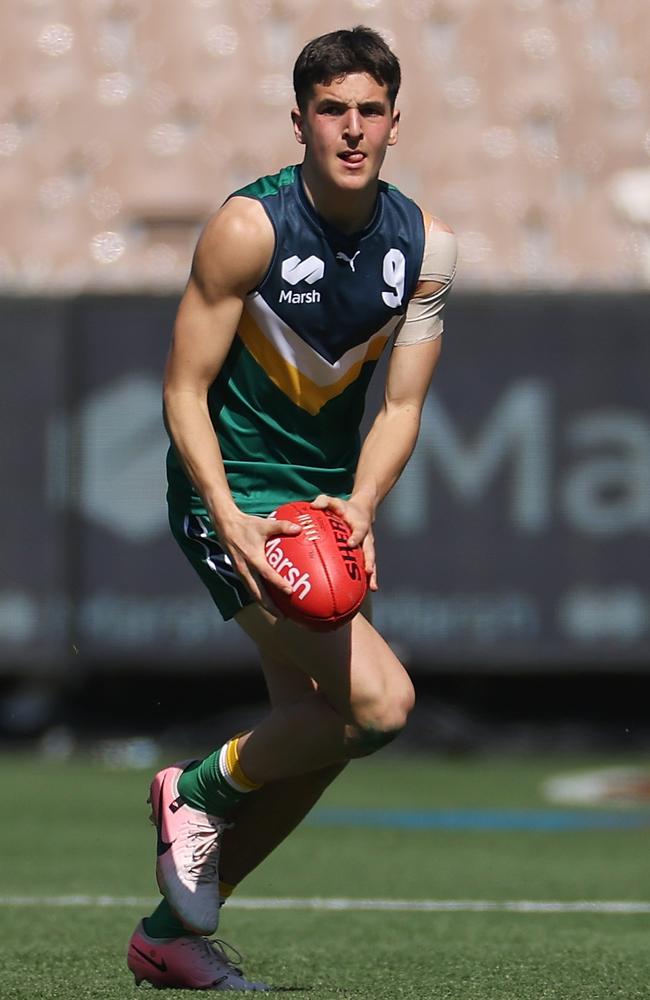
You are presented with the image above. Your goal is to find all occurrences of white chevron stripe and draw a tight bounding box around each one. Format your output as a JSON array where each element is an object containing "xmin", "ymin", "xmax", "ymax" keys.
[{"xmin": 245, "ymin": 293, "xmax": 400, "ymax": 387}]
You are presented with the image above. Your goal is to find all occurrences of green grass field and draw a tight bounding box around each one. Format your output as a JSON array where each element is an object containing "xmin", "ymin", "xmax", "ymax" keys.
[{"xmin": 3, "ymin": 752, "xmax": 650, "ymax": 999}]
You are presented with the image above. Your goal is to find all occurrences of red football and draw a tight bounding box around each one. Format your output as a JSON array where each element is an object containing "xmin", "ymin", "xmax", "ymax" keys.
[{"xmin": 264, "ymin": 501, "xmax": 367, "ymax": 631}]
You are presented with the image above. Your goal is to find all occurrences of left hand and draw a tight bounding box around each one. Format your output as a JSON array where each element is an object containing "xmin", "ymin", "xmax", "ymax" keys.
[{"xmin": 311, "ymin": 494, "xmax": 378, "ymax": 592}]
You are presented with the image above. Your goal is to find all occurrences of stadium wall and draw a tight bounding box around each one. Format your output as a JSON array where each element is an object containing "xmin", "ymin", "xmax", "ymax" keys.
[{"xmin": 3, "ymin": 293, "xmax": 649, "ymax": 676}]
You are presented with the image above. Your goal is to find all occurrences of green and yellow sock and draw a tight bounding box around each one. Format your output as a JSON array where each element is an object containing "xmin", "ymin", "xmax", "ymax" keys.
[
  {"xmin": 219, "ymin": 880, "xmax": 236, "ymax": 905},
  {"xmin": 177, "ymin": 734, "xmax": 261, "ymax": 817},
  {"xmin": 143, "ymin": 898, "xmax": 193, "ymax": 939},
  {"xmin": 143, "ymin": 883, "xmax": 238, "ymax": 940}
]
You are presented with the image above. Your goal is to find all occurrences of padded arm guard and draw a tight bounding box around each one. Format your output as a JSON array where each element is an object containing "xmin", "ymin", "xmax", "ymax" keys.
[{"xmin": 394, "ymin": 224, "xmax": 457, "ymax": 346}]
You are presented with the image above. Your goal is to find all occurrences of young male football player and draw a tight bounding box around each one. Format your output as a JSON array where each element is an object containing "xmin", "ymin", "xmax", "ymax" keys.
[{"xmin": 127, "ymin": 25, "xmax": 457, "ymax": 990}]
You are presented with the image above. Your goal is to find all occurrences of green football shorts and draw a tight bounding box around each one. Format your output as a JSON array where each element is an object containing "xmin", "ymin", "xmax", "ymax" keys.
[
  {"xmin": 168, "ymin": 503, "xmax": 254, "ymax": 621},
  {"xmin": 168, "ymin": 498, "xmax": 373, "ymax": 625}
]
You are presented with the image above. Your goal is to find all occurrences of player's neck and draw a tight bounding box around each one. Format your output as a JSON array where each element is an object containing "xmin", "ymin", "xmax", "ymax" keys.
[{"xmin": 300, "ymin": 162, "xmax": 378, "ymax": 235}]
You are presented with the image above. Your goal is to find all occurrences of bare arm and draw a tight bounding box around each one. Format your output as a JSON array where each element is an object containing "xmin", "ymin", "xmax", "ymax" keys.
[
  {"xmin": 312, "ymin": 216, "xmax": 455, "ymax": 589},
  {"xmin": 164, "ymin": 197, "xmax": 300, "ymax": 601},
  {"xmin": 353, "ymin": 334, "xmax": 443, "ymax": 516},
  {"xmin": 312, "ymin": 333, "xmax": 442, "ymax": 590}
]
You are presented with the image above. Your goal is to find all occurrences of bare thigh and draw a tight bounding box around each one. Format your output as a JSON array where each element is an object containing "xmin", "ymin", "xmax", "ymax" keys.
[
  {"xmin": 234, "ymin": 604, "xmax": 413, "ymax": 725},
  {"xmin": 257, "ymin": 648, "xmax": 317, "ymax": 709}
]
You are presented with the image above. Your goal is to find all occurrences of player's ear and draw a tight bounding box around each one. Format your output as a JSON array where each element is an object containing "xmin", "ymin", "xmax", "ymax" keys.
[
  {"xmin": 291, "ymin": 107, "xmax": 306, "ymax": 145},
  {"xmin": 387, "ymin": 108, "xmax": 400, "ymax": 147}
]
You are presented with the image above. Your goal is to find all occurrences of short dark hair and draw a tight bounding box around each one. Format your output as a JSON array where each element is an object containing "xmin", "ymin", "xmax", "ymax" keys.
[{"xmin": 293, "ymin": 26, "xmax": 401, "ymax": 111}]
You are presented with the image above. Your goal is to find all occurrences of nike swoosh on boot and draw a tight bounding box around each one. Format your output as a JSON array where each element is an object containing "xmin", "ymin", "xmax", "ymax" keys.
[{"xmin": 130, "ymin": 944, "xmax": 168, "ymax": 973}]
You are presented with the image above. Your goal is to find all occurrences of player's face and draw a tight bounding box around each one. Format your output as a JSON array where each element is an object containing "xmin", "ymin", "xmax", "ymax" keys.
[{"xmin": 292, "ymin": 73, "xmax": 400, "ymax": 191}]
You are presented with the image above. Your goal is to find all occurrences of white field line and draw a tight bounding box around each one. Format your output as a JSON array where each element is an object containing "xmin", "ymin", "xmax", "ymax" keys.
[{"xmin": 1, "ymin": 895, "xmax": 650, "ymax": 914}]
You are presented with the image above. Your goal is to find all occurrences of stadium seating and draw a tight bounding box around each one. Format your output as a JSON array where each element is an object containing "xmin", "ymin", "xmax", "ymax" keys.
[{"xmin": 1, "ymin": 0, "xmax": 649, "ymax": 290}]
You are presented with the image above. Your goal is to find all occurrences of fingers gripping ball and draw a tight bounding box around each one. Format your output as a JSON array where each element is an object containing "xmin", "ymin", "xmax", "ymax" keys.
[{"xmin": 265, "ymin": 501, "xmax": 367, "ymax": 630}]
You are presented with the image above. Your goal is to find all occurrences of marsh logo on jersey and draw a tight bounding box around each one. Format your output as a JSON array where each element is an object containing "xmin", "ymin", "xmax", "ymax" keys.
[{"xmin": 280, "ymin": 255, "xmax": 323, "ymax": 304}]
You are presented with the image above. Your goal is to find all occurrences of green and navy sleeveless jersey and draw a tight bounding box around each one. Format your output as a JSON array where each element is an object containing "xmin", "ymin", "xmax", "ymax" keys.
[{"xmin": 167, "ymin": 164, "xmax": 426, "ymax": 516}]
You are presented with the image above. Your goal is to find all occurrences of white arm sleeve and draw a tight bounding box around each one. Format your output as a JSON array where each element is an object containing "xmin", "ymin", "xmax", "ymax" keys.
[{"xmin": 394, "ymin": 223, "xmax": 457, "ymax": 346}]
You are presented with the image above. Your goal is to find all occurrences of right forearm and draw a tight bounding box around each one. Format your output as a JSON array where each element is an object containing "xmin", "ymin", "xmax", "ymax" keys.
[
  {"xmin": 164, "ymin": 385, "xmax": 300, "ymax": 604},
  {"xmin": 163, "ymin": 388, "xmax": 241, "ymax": 533}
]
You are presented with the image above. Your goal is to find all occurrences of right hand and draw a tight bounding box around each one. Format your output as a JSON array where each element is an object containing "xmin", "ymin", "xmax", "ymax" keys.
[{"xmin": 215, "ymin": 510, "xmax": 301, "ymax": 610}]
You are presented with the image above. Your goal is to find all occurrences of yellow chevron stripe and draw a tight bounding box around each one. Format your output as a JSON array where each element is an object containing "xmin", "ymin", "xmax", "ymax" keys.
[{"xmin": 238, "ymin": 308, "xmax": 389, "ymax": 416}]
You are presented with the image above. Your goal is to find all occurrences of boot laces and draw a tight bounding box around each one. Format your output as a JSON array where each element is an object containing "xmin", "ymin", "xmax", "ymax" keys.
[
  {"xmin": 184, "ymin": 935, "xmax": 245, "ymax": 977},
  {"xmin": 208, "ymin": 937, "xmax": 245, "ymax": 975},
  {"xmin": 185, "ymin": 819, "xmax": 230, "ymax": 883}
]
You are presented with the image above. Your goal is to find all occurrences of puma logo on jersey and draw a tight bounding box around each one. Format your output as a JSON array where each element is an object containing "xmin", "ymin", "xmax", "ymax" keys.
[
  {"xmin": 336, "ymin": 250, "xmax": 361, "ymax": 272},
  {"xmin": 281, "ymin": 255, "xmax": 325, "ymax": 285}
]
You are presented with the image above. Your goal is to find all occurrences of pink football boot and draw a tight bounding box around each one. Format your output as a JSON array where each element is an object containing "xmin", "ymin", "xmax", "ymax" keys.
[
  {"xmin": 127, "ymin": 920, "xmax": 269, "ymax": 990},
  {"xmin": 149, "ymin": 760, "xmax": 229, "ymax": 935}
]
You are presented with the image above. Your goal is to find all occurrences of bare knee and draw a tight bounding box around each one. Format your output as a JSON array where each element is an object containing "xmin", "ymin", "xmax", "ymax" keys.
[{"xmin": 345, "ymin": 678, "xmax": 416, "ymax": 757}]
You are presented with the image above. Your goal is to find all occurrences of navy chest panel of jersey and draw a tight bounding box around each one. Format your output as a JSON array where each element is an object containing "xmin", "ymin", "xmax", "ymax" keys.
[{"xmin": 240, "ymin": 165, "xmax": 425, "ymax": 365}]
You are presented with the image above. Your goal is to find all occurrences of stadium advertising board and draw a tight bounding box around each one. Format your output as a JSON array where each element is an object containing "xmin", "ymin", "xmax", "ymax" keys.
[{"xmin": 2, "ymin": 294, "xmax": 649, "ymax": 672}]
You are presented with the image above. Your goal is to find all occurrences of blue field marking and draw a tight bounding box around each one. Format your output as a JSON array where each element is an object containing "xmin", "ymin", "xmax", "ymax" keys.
[{"xmin": 308, "ymin": 807, "xmax": 650, "ymax": 831}]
